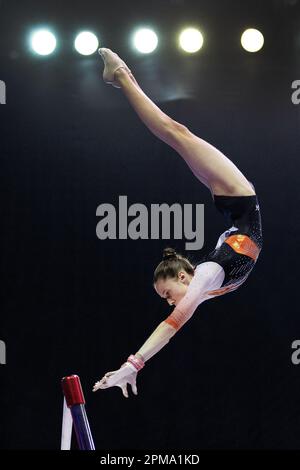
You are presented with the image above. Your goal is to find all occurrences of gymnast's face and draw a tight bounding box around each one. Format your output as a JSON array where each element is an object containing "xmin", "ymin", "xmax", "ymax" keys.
[{"xmin": 154, "ymin": 270, "xmax": 193, "ymax": 307}]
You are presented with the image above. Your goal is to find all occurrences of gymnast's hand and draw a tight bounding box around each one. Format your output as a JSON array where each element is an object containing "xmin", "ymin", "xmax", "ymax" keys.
[{"xmin": 92, "ymin": 362, "xmax": 138, "ymax": 398}]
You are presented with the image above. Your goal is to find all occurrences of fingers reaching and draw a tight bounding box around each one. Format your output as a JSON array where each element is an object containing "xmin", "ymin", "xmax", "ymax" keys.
[
  {"xmin": 92, "ymin": 369, "xmax": 116, "ymax": 391},
  {"xmin": 93, "ymin": 382, "xmax": 100, "ymax": 392},
  {"xmin": 93, "ymin": 381, "xmax": 104, "ymax": 392},
  {"xmin": 93, "ymin": 376, "xmax": 108, "ymax": 391},
  {"xmin": 92, "ymin": 364, "xmax": 139, "ymax": 396}
]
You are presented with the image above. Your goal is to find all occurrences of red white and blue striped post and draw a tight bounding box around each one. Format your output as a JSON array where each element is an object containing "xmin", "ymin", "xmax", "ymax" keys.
[{"xmin": 61, "ymin": 375, "xmax": 95, "ymax": 450}]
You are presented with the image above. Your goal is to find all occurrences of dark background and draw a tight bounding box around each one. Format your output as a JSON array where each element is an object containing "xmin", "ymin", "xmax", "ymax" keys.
[{"xmin": 1, "ymin": 0, "xmax": 300, "ymax": 450}]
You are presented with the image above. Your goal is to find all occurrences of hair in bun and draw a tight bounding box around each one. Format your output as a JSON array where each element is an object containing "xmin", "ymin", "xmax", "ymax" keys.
[
  {"xmin": 162, "ymin": 247, "xmax": 177, "ymax": 260},
  {"xmin": 153, "ymin": 246, "xmax": 195, "ymax": 284}
]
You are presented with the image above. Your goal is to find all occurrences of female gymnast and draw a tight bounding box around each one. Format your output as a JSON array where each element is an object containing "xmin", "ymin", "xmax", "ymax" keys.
[{"xmin": 92, "ymin": 48, "xmax": 263, "ymax": 398}]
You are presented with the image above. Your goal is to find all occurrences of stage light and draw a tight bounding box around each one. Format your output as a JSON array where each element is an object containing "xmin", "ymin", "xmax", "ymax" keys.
[
  {"xmin": 179, "ymin": 28, "xmax": 204, "ymax": 53},
  {"xmin": 74, "ymin": 32, "xmax": 99, "ymax": 56},
  {"xmin": 30, "ymin": 29, "xmax": 57, "ymax": 56},
  {"xmin": 241, "ymin": 28, "xmax": 264, "ymax": 52},
  {"xmin": 132, "ymin": 28, "xmax": 158, "ymax": 54}
]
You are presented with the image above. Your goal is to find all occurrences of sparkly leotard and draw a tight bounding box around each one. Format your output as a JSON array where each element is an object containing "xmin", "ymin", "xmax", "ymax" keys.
[
  {"xmin": 197, "ymin": 193, "xmax": 263, "ymax": 297},
  {"xmin": 164, "ymin": 189, "xmax": 263, "ymax": 332}
]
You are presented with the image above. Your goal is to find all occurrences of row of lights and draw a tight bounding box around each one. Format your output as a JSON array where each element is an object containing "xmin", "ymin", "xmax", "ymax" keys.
[{"xmin": 29, "ymin": 27, "xmax": 265, "ymax": 57}]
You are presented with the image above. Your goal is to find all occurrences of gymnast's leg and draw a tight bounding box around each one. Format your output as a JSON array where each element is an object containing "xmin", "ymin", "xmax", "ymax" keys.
[{"xmin": 99, "ymin": 49, "xmax": 255, "ymax": 198}]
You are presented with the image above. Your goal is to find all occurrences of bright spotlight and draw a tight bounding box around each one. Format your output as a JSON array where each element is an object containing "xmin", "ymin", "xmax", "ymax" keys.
[
  {"xmin": 241, "ymin": 28, "xmax": 264, "ymax": 53},
  {"xmin": 179, "ymin": 28, "xmax": 204, "ymax": 53},
  {"xmin": 74, "ymin": 31, "xmax": 99, "ymax": 56},
  {"xmin": 30, "ymin": 29, "xmax": 57, "ymax": 56},
  {"xmin": 132, "ymin": 28, "xmax": 158, "ymax": 54}
]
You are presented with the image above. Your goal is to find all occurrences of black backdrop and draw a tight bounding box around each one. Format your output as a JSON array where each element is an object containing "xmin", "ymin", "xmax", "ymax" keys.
[{"xmin": 1, "ymin": 0, "xmax": 300, "ymax": 450}]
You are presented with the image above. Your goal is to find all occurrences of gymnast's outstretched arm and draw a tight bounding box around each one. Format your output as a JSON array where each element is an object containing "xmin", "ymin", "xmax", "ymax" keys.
[{"xmin": 93, "ymin": 262, "xmax": 224, "ymax": 397}]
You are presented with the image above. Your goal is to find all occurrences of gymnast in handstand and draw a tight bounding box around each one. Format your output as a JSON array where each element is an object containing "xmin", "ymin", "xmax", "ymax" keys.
[{"xmin": 93, "ymin": 48, "xmax": 262, "ymax": 398}]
